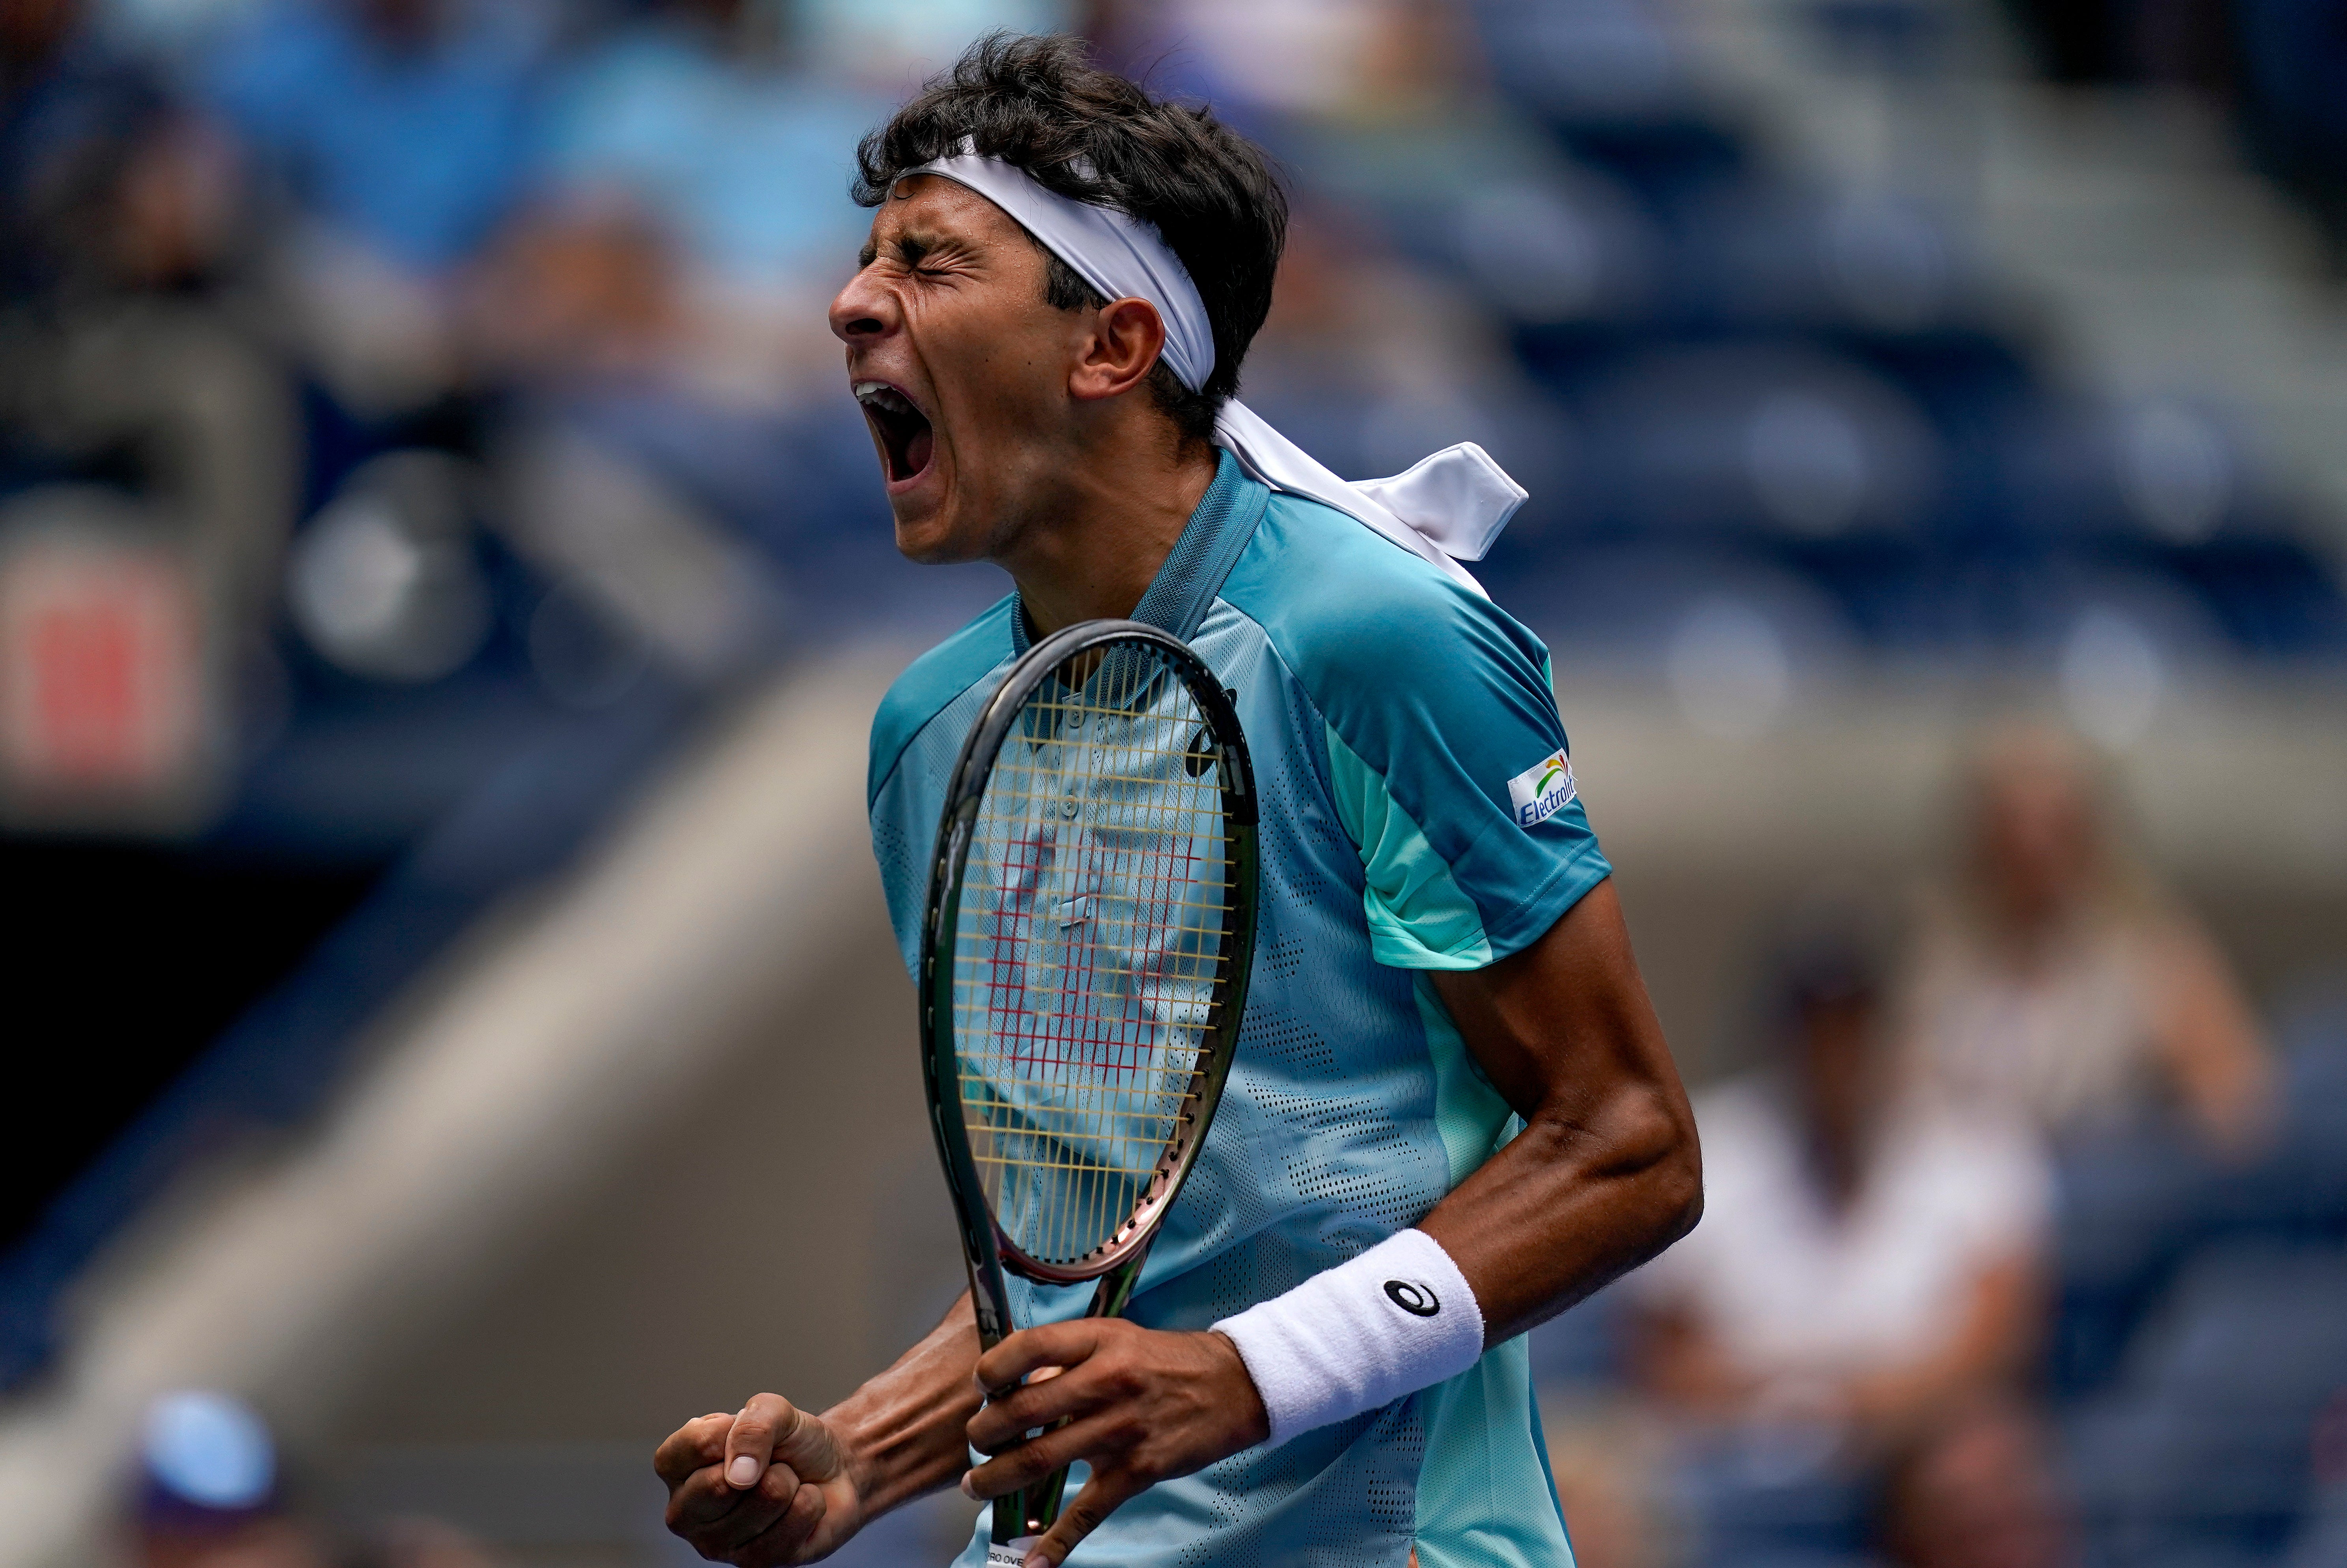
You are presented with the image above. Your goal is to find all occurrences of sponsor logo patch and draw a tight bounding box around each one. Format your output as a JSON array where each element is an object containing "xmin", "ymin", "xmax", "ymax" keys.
[{"xmin": 1506, "ymin": 749, "xmax": 1576, "ymax": 829}]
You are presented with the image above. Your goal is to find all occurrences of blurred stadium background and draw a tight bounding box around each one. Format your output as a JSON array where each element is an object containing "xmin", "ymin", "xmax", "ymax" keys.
[{"xmin": 2, "ymin": 0, "xmax": 2344, "ymax": 1564}]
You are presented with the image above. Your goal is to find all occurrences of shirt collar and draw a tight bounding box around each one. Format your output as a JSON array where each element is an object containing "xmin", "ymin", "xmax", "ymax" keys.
[{"xmin": 1012, "ymin": 449, "xmax": 1267, "ymax": 654}]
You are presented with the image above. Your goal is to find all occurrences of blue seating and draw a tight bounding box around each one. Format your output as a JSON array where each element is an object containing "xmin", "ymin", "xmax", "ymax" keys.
[
  {"xmin": 1671, "ymin": 182, "xmax": 1974, "ymax": 337},
  {"xmin": 2067, "ymin": 1244, "xmax": 2347, "ymax": 1565},
  {"xmin": 1488, "ymin": 539, "xmax": 1863, "ymax": 687},
  {"xmin": 1545, "ymin": 341, "xmax": 1947, "ymax": 541},
  {"xmin": 2053, "ymin": 1031, "xmax": 2347, "ymax": 1347}
]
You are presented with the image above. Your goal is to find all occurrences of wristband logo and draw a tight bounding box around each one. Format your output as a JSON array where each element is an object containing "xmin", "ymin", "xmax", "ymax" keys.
[{"xmin": 1383, "ymin": 1279, "xmax": 1440, "ymax": 1317}]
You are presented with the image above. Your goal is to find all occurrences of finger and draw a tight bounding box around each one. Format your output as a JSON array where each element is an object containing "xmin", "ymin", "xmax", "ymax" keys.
[
  {"xmin": 692, "ymin": 1461, "xmax": 805, "ymax": 1554},
  {"xmin": 723, "ymin": 1393, "xmax": 799, "ymax": 1489},
  {"xmin": 976, "ymin": 1321, "xmax": 1105, "ymax": 1396},
  {"xmin": 667, "ymin": 1455, "xmax": 803, "ymax": 1540},
  {"xmin": 717, "ymin": 1476, "xmax": 829, "ymax": 1566},
  {"xmin": 665, "ymin": 1463, "xmax": 760, "ymax": 1534},
  {"xmin": 765, "ymin": 1480, "xmax": 830, "ymax": 1556},
  {"xmin": 966, "ymin": 1364, "xmax": 1115, "ymax": 1454},
  {"xmin": 654, "ymin": 1413, "xmax": 738, "ymax": 1488},
  {"xmin": 962, "ymin": 1414, "xmax": 1117, "ymax": 1500},
  {"xmin": 1023, "ymin": 1469, "xmax": 1149, "ymax": 1568}
]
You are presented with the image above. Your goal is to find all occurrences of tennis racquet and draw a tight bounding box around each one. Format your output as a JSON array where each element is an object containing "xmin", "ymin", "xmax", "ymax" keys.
[{"xmin": 918, "ymin": 618, "xmax": 1259, "ymax": 1557}]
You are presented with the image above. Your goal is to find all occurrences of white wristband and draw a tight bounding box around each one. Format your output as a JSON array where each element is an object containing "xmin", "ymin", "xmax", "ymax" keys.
[{"xmin": 1211, "ymin": 1227, "xmax": 1485, "ymax": 1447}]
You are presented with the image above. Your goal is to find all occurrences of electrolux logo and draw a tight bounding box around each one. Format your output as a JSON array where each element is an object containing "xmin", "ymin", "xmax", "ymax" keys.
[{"xmin": 1505, "ymin": 749, "xmax": 1576, "ymax": 828}]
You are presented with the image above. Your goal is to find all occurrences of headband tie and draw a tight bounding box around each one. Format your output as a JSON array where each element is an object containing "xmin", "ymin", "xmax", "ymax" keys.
[{"xmin": 907, "ymin": 149, "xmax": 1525, "ymax": 594}]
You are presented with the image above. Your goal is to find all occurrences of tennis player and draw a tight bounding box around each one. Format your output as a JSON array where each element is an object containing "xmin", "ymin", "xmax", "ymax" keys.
[{"xmin": 655, "ymin": 34, "xmax": 1701, "ymax": 1568}]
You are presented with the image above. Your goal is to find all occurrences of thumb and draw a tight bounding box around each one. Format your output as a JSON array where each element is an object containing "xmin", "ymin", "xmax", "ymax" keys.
[{"xmin": 769, "ymin": 1400, "xmax": 849, "ymax": 1485}]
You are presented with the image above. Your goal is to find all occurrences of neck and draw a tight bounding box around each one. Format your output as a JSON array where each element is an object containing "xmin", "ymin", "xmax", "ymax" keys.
[{"xmin": 999, "ymin": 412, "xmax": 1219, "ymax": 640}]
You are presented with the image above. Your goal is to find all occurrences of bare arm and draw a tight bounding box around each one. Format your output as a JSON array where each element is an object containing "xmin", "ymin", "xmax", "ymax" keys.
[
  {"xmin": 1841, "ymin": 1254, "xmax": 2038, "ymax": 1442},
  {"xmin": 655, "ymin": 1295, "xmax": 982, "ymax": 1565},
  {"xmin": 1422, "ymin": 878, "xmax": 1704, "ymax": 1342},
  {"xmin": 2147, "ymin": 918, "xmax": 2273, "ymax": 1154},
  {"xmin": 1629, "ymin": 1252, "xmax": 2039, "ymax": 1448}
]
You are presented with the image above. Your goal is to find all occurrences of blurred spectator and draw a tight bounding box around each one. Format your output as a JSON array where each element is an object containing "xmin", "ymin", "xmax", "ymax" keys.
[
  {"xmin": 503, "ymin": 0, "xmax": 883, "ymax": 408},
  {"xmin": 4, "ymin": 0, "xmax": 148, "ymax": 301},
  {"xmin": 195, "ymin": 0, "xmax": 558, "ymax": 415},
  {"xmin": 450, "ymin": 0, "xmax": 837, "ymax": 675},
  {"xmin": 1138, "ymin": 0, "xmax": 1476, "ymax": 127},
  {"xmin": 200, "ymin": 0, "xmax": 550, "ymax": 271},
  {"xmin": 1901, "ymin": 722, "xmax": 2273, "ymax": 1152},
  {"xmin": 798, "ymin": 0, "xmax": 1070, "ymax": 94},
  {"xmin": 133, "ymin": 1390, "xmax": 502, "ymax": 1568},
  {"xmin": 1627, "ymin": 909, "xmax": 2061, "ymax": 1568},
  {"xmin": 459, "ymin": 0, "xmax": 1037, "ymax": 664},
  {"xmin": 1239, "ymin": 204, "xmax": 1559, "ymax": 493},
  {"xmin": 0, "ymin": 0, "xmax": 294, "ymax": 829}
]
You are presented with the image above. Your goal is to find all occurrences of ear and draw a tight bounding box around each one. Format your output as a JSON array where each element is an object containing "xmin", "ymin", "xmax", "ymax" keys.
[{"xmin": 1068, "ymin": 297, "xmax": 1168, "ymax": 402}]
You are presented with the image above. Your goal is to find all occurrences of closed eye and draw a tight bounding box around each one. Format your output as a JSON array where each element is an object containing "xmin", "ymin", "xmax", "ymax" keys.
[{"xmin": 857, "ymin": 228, "xmax": 977, "ymax": 284}]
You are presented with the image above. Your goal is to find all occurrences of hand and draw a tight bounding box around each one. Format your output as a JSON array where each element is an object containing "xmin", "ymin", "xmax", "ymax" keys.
[
  {"xmin": 654, "ymin": 1395, "xmax": 866, "ymax": 1564},
  {"xmin": 963, "ymin": 1321, "xmax": 1270, "ymax": 1567}
]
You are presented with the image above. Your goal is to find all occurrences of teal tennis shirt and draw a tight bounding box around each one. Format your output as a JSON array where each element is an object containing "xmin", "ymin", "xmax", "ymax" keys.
[{"xmin": 868, "ymin": 450, "xmax": 1612, "ymax": 1568}]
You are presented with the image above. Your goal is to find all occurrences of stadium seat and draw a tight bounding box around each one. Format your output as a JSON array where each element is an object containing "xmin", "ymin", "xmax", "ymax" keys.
[
  {"xmin": 1553, "ymin": 342, "xmax": 1946, "ymax": 542},
  {"xmin": 2066, "ymin": 1244, "xmax": 2347, "ymax": 1565}
]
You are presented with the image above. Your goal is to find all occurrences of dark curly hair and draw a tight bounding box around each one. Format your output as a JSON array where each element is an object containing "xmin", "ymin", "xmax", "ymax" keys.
[{"xmin": 853, "ymin": 32, "xmax": 1288, "ymax": 444}]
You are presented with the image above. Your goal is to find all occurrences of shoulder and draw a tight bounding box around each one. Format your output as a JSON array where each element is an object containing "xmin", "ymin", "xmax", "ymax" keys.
[
  {"xmin": 1219, "ymin": 492, "xmax": 1553, "ymax": 735},
  {"xmin": 868, "ymin": 594, "xmax": 1018, "ymax": 808},
  {"xmin": 1219, "ymin": 492, "xmax": 1602, "ymax": 963}
]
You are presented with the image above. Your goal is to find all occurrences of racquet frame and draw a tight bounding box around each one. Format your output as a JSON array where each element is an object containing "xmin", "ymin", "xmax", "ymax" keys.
[{"xmin": 917, "ymin": 619, "xmax": 1258, "ymax": 1544}]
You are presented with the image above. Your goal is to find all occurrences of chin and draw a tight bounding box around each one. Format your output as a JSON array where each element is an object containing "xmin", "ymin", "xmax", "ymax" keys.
[{"xmin": 890, "ymin": 503, "xmax": 988, "ymax": 567}]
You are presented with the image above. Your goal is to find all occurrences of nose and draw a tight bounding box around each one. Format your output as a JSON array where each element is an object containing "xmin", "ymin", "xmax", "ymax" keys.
[{"xmin": 829, "ymin": 264, "xmax": 894, "ymax": 347}]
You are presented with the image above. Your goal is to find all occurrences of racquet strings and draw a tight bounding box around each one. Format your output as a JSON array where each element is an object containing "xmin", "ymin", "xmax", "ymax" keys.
[{"xmin": 950, "ymin": 642, "xmax": 1234, "ymax": 1269}]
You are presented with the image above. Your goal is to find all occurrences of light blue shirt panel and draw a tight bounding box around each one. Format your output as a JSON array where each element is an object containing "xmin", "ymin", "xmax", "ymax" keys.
[{"xmin": 1324, "ymin": 724, "xmax": 1494, "ymax": 969}]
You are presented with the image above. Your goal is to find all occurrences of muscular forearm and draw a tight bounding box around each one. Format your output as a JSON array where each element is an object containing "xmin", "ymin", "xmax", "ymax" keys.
[
  {"xmin": 824, "ymin": 1293, "xmax": 985, "ymax": 1519},
  {"xmin": 1419, "ymin": 1080, "xmax": 1699, "ymax": 1343}
]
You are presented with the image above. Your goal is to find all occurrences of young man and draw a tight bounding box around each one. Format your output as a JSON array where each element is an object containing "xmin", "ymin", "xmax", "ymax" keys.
[{"xmin": 654, "ymin": 34, "xmax": 1700, "ymax": 1568}]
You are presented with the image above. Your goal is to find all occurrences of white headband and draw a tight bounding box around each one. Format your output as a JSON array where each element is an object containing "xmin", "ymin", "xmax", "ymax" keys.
[{"xmin": 906, "ymin": 150, "xmax": 1526, "ymax": 595}]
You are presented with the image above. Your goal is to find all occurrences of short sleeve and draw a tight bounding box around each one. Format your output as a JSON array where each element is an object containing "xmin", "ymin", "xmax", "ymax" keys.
[{"xmin": 1286, "ymin": 585, "xmax": 1608, "ymax": 969}]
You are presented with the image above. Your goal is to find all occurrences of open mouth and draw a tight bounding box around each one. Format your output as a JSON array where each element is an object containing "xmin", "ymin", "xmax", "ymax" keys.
[{"xmin": 855, "ymin": 380, "xmax": 935, "ymax": 486}]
